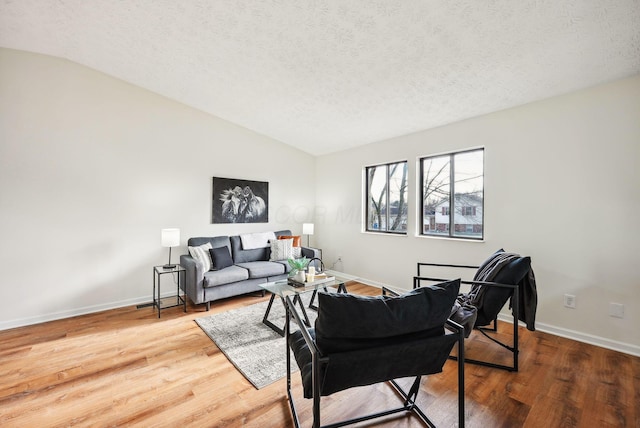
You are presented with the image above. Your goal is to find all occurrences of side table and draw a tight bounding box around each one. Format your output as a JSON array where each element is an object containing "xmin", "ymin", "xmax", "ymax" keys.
[{"xmin": 153, "ymin": 265, "xmax": 186, "ymax": 318}]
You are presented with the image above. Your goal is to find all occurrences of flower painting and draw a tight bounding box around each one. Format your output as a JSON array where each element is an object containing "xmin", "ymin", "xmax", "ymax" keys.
[{"xmin": 212, "ymin": 177, "xmax": 269, "ymax": 223}]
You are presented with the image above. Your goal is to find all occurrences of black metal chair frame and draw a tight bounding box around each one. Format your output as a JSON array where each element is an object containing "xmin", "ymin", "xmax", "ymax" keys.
[
  {"xmin": 285, "ymin": 295, "xmax": 465, "ymax": 428},
  {"xmin": 416, "ymin": 262, "xmax": 520, "ymax": 372}
]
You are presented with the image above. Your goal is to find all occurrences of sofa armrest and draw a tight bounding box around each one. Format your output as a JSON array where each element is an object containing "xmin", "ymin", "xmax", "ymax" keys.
[
  {"xmin": 180, "ymin": 254, "xmax": 206, "ymax": 304},
  {"xmin": 301, "ymin": 246, "xmax": 321, "ymax": 259},
  {"xmin": 301, "ymin": 247, "xmax": 322, "ymax": 270}
]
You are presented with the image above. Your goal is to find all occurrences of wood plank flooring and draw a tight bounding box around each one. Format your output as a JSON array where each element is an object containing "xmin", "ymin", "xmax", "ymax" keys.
[{"xmin": 0, "ymin": 282, "xmax": 638, "ymax": 427}]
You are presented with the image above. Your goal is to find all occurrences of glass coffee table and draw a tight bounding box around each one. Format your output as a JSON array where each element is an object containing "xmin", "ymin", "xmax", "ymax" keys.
[{"xmin": 258, "ymin": 275, "xmax": 351, "ymax": 336}]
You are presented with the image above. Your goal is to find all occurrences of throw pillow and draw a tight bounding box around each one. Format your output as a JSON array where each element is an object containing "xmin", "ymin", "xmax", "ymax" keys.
[
  {"xmin": 278, "ymin": 235, "xmax": 302, "ymax": 247},
  {"xmin": 292, "ymin": 246, "xmax": 302, "ymax": 258},
  {"xmin": 188, "ymin": 242, "xmax": 213, "ymax": 271},
  {"xmin": 209, "ymin": 246, "xmax": 233, "ymax": 270},
  {"xmin": 269, "ymin": 238, "xmax": 294, "ymax": 261}
]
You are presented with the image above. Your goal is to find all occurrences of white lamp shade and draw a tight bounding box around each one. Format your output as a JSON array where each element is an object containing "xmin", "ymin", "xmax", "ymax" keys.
[
  {"xmin": 302, "ymin": 223, "xmax": 314, "ymax": 235},
  {"xmin": 161, "ymin": 228, "xmax": 180, "ymax": 247}
]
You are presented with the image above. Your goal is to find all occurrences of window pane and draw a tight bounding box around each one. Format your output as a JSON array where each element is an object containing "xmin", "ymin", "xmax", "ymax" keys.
[
  {"xmin": 420, "ymin": 148, "xmax": 484, "ymax": 240},
  {"xmin": 365, "ymin": 161, "xmax": 408, "ymax": 234},
  {"xmin": 367, "ymin": 165, "xmax": 387, "ymax": 231},
  {"xmin": 388, "ymin": 162, "xmax": 408, "ymax": 232},
  {"xmin": 422, "ymin": 155, "xmax": 450, "ymax": 236},
  {"xmin": 453, "ymin": 150, "xmax": 484, "ymax": 238}
]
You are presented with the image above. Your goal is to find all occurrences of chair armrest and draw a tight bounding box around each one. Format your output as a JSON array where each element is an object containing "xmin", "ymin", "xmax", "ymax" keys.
[
  {"xmin": 285, "ymin": 295, "xmax": 321, "ymax": 356},
  {"xmin": 445, "ymin": 318, "xmax": 465, "ymax": 335}
]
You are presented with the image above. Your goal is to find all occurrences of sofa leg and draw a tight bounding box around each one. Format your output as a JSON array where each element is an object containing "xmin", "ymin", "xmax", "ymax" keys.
[{"xmin": 206, "ymin": 301, "xmax": 211, "ymax": 311}]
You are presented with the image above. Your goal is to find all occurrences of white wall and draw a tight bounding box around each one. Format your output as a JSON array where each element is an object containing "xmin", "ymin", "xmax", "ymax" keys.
[
  {"xmin": 0, "ymin": 48, "xmax": 315, "ymax": 329},
  {"xmin": 315, "ymin": 75, "xmax": 640, "ymax": 354},
  {"xmin": 2, "ymin": 47, "xmax": 638, "ymax": 354}
]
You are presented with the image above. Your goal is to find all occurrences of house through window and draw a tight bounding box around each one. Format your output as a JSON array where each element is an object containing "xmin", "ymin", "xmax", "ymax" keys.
[
  {"xmin": 365, "ymin": 161, "xmax": 408, "ymax": 234},
  {"xmin": 420, "ymin": 148, "xmax": 484, "ymax": 239}
]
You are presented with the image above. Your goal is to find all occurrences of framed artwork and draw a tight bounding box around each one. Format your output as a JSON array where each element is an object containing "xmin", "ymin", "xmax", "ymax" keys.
[{"xmin": 212, "ymin": 177, "xmax": 269, "ymax": 223}]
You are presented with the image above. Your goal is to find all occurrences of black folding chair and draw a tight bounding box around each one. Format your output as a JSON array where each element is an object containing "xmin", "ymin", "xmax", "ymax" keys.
[
  {"xmin": 286, "ymin": 280, "xmax": 465, "ymax": 428},
  {"xmin": 416, "ymin": 250, "xmax": 534, "ymax": 372}
]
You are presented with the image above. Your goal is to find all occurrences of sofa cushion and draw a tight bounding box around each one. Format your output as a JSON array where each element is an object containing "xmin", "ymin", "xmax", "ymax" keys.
[
  {"xmin": 235, "ymin": 261, "xmax": 285, "ymax": 279},
  {"xmin": 188, "ymin": 242, "xmax": 213, "ymax": 271},
  {"xmin": 188, "ymin": 236, "xmax": 231, "ymax": 250},
  {"xmin": 231, "ymin": 230, "xmax": 292, "ymax": 263},
  {"xmin": 203, "ymin": 265, "xmax": 249, "ymax": 288},
  {"xmin": 240, "ymin": 231, "xmax": 276, "ymax": 249},
  {"xmin": 209, "ymin": 246, "xmax": 233, "ymax": 270},
  {"xmin": 230, "ymin": 236, "xmax": 269, "ymax": 263},
  {"xmin": 274, "ymin": 260, "xmax": 292, "ymax": 273},
  {"xmin": 315, "ymin": 279, "xmax": 460, "ymax": 354},
  {"xmin": 269, "ymin": 238, "xmax": 294, "ymax": 261}
]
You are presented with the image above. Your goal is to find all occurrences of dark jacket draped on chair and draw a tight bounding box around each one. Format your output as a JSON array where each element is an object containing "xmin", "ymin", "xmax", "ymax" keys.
[{"xmin": 455, "ymin": 251, "xmax": 538, "ymax": 332}]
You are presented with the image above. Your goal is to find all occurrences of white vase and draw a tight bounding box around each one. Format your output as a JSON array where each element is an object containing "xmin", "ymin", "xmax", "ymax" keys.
[{"xmin": 294, "ymin": 271, "xmax": 306, "ymax": 283}]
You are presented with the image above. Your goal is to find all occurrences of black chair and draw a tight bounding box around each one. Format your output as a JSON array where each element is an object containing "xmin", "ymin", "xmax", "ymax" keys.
[
  {"xmin": 285, "ymin": 280, "xmax": 465, "ymax": 428},
  {"xmin": 416, "ymin": 249, "xmax": 536, "ymax": 372}
]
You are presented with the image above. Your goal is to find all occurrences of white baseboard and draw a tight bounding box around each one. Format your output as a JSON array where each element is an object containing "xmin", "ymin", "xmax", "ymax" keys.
[
  {"xmin": 0, "ymin": 292, "xmax": 174, "ymax": 331},
  {"xmin": 343, "ymin": 273, "xmax": 640, "ymax": 358},
  {"xmin": 503, "ymin": 315, "xmax": 640, "ymax": 357}
]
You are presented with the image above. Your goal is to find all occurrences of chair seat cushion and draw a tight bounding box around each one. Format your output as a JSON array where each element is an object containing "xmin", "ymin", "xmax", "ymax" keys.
[
  {"xmin": 289, "ymin": 327, "xmax": 458, "ymax": 398},
  {"xmin": 203, "ymin": 265, "xmax": 249, "ymax": 287},
  {"xmin": 235, "ymin": 261, "xmax": 285, "ymax": 278}
]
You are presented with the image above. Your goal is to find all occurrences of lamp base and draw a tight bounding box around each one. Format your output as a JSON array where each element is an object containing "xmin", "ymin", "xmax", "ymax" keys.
[{"xmin": 163, "ymin": 264, "xmax": 177, "ymax": 270}]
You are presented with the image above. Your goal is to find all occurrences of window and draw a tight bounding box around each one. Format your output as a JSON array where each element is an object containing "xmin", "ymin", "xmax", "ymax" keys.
[
  {"xmin": 420, "ymin": 148, "xmax": 484, "ymax": 239},
  {"xmin": 462, "ymin": 206, "xmax": 476, "ymax": 216},
  {"xmin": 365, "ymin": 161, "xmax": 408, "ymax": 234}
]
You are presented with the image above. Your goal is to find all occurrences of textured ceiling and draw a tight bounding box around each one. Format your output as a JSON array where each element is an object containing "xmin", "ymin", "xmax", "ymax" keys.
[{"xmin": 1, "ymin": 1, "xmax": 639, "ymax": 155}]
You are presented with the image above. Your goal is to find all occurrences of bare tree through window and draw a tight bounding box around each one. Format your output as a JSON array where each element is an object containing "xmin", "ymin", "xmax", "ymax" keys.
[{"xmin": 366, "ymin": 161, "xmax": 408, "ymax": 233}]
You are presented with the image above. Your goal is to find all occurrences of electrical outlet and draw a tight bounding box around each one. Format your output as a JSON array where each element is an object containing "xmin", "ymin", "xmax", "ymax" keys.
[
  {"xmin": 609, "ymin": 303, "xmax": 624, "ymax": 318},
  {"xmin": 337, "ymin": 255, "xmax": 342, "ymax": 261},
  {"xmin": 563, "ymin": 294, "xmax": 576, "ymax": 309}
]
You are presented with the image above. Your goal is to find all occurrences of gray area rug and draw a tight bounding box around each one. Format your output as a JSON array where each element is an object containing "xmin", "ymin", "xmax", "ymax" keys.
[{"xmin": 195, "ymin": 292, "xmax": 318, "ymax": 389}]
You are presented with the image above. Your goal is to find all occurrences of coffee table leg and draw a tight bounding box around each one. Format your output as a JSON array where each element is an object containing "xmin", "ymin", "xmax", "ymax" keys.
[
  {"xmin": 262, "ymin": 293, "xmax": 315, "ymax": 336},
  {"xmin": 293, "ymin": 294, "xmax": 311, "ymax": 327},
  {"xmin": 262, "ymin": 293, "xmax": 285, "ymax": 336},
  {"xmin": 309, "ymin": 283, "xmax": 348, "ymax": 311},
  {"xmin": 308, "ymin": 290, "xmax": 319, "ymax": 310}
]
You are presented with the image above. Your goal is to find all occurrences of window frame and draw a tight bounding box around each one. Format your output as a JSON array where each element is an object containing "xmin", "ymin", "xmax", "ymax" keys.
[
  {"xmin": 364, "ymin": 160, "xmax": 409, "ymax": 235},
  {"xmin": 419, "ymin": 148, "xmax": 484, "ymax": 240}
]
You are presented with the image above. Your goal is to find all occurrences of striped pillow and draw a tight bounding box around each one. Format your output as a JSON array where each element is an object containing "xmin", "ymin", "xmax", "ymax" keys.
[
  {"xmin": 188, "ymin": 242, "xmax": 213, "ymax": 271},
  {"xmin": 269, "ymin": 238, "xmax": 294, "ymax": 261}
]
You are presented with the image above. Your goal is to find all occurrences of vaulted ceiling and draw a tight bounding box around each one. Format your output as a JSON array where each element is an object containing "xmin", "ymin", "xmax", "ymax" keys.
[{"xmin": 1, "ymin": 1, "xmax": 639, "ymax": 155}]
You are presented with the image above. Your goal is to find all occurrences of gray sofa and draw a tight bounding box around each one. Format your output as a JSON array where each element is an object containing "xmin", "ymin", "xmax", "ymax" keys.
[{"xmin": 180, "ymin": 229, "xmax": 320, "ymax": 310}]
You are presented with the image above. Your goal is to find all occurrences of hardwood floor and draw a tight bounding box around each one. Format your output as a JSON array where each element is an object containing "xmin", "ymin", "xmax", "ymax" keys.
[{"xmin": 1, "ymin": 282, "xmax": 638, "ymax": 427}]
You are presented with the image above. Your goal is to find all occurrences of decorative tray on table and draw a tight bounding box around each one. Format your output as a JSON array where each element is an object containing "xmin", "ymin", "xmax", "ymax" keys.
[{"xmin": 287, "ymin": 275, "xmax": 336, "ymax": 288}]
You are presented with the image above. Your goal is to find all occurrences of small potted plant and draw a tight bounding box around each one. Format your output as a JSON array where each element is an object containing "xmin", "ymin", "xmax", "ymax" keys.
[{"xmin": 288, "ymin": 257, "xmax": 310, "ymax": 283}]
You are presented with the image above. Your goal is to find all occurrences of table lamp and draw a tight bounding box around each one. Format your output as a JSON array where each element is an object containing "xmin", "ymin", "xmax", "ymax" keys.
[
  {"xmin": 161, "ymin": 228, "xmax": 180, "ymax": 269},
  {"xmin": 302, "ymin": 223, "xmax": 314, "ymax": 247}
]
